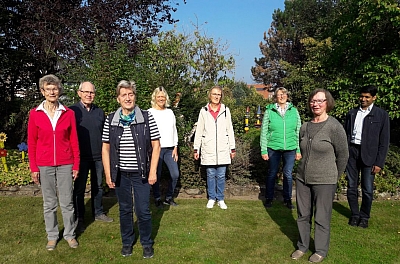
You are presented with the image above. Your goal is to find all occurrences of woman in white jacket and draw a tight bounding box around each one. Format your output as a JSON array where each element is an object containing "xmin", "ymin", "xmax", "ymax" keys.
[{"xmin": 193, "ymin": 86, "xmax": 236, "ymax": 209}]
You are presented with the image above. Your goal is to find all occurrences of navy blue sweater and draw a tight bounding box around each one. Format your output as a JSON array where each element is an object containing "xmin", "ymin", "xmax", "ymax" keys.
[{"xmin": 70, "ymin": 102, "xmax": 105, "ymax": 161}]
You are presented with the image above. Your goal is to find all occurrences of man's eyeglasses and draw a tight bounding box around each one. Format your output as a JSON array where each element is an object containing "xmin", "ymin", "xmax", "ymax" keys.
[
  {"xmin": 80, "ymin": 90, "xmax": 95, "ymax": 95},
  {"xmin": 310, "ymin": 99, "xmax": 326, "ymax": 105}
]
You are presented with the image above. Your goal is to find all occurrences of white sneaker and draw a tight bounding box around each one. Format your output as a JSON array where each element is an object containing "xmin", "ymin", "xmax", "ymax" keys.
[
  {"xmin": 217, "ymin": 200, "xmax": 228, "ymax": 210},
  {"xmin": 206, "ymin": 199, "xmax": 215, "ymax": 208}
]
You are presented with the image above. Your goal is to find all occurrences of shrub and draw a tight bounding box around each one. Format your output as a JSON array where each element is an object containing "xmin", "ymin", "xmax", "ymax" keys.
[
  {"xmin": 0, "ymin": 150, "xmax": 32, "ymax": 186},
  {"xmin": 178, "ymin": 146, "xmax": 206, "ymax": 192}
]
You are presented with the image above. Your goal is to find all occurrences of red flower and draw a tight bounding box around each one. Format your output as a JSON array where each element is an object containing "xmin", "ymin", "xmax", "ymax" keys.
[{"xmin": 0, "ymin": 149, "xmax": 7, "ymax": 157}]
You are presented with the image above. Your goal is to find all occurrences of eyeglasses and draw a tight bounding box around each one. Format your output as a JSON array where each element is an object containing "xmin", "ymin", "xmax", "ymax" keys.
[
  {"xmin": 211, "ymin": 93, "xmax": 222, "ymax": 97},
  {"xmin": 310, "ymin": 99, "xmax": 326, "ymax": 105},
  {"xmin": 80, "ymin": 90, "xmax": 95, "ymax": 95},
  {"xmin": 42, "ymin": 88, "xmax": 59, "ymax": 93}
]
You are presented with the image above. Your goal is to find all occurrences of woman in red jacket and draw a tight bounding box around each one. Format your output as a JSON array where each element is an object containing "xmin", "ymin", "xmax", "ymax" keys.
[{"xmin": 28, "ymin": 74, "xmax": 80, "ymax": 251}]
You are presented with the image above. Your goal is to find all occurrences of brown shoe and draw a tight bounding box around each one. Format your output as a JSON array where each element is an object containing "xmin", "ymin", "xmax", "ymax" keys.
[
  {"xmin": 291, "ymin": 249, "xmax": 305, "ymax": 260},
  {"xmin": 46, "ymin": 240, "xmax": 57, "ymax": 251},
  {"xmin": 67, "ymin": 238, "xmax": 78, "ymax": 249},
  {"xmin": 309, "ymin": 253, "xmax": 324, "ymax": 263}
]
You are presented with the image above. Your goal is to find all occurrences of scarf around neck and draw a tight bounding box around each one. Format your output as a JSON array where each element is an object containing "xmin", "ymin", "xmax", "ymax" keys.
[{"xmin": 119, "ymin": 109, "xmax": 136, "ymax": 126}]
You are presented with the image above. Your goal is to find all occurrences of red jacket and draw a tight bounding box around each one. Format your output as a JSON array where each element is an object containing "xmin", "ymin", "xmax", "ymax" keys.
[{"xmin": 28, "ymin": 105, "xmax": 80, "ymax": 172}]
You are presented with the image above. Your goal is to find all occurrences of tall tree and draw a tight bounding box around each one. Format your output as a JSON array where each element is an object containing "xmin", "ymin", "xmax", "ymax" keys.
[
  {"xmin": 252, "ymin": 0, "xmax": 337, "ymax": 87},
  {"xmin": 1, "ymin": 0, "xmax": 184, "ymax": 146},
  {"xmin": 326, "ymin": 0, "xmax": 400, "ymax": 118}
]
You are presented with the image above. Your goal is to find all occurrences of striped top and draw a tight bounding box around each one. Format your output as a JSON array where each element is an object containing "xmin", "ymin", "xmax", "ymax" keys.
[{"xmin": 102, "ymin": 110, "xmax": 160, "ymax": 172}]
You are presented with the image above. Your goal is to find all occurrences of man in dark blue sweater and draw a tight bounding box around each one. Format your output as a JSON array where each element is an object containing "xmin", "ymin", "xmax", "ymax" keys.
[{"xmin": 70, "ymin": 82, "xmax": 113, "ymax": 232}]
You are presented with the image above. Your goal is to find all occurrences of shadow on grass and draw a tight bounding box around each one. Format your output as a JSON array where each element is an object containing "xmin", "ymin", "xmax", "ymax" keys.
[
  {"xmin": 77, "ymin": 186, "xmax": 172, "ymax": 246},
  {"xmin": 261, "ymin": 198, "xmax": 299, "ymax": 248},
  {"xmin": 150, "ymin": 197, "xmax": 166, "ymax": 242},
  {"xmin": 77, "ymin": 191, "xmax": 118, "ymax": 239},
  {"xmin": 332, "ymin": 201, "xmax": 351, "ymax": 219}
]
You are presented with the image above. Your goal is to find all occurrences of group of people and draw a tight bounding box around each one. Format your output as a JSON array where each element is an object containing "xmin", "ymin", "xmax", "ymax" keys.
[
  {"xmin": 27, "ymin": 74, "xmax": 389, "ymax": 262},
  {"xmin": 27, "ymin": 74, "xmax": 236, "ymax": 259},
  {"xmin": 261, "ymin": 86, "xmax": 389, "ymax": 263}
]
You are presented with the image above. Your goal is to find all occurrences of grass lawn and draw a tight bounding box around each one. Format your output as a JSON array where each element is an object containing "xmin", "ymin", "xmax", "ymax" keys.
[{"xmin": 0, "ymin": 197, "xmax": 399, "ymax": 264}]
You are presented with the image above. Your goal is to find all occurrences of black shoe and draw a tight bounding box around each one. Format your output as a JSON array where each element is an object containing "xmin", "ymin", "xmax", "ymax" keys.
[
  {"xmin": 358, "ymin": 219, "xmax": 369, "ymax": 228},
  {"xmin": 264, "ymin": 199, "xmax": 272, "ymax": 208},
  {"xmin": 164, "ymin": 198, "xmax": 178, "ymax": 206},
  {"xmin": 348, "ymin": 217, "xmax": 360, "ymax": 227},
  {"xmin": 155, "ymin": 199, "xmax": 163, "ymax": 209},
  {"xmin": 143, "ymin": 246, "xmax": 154, "ymax": 258},
  {"xmin": 284, "ymin": 200, "xmax": 294, "ymax": 209},
  {"xmin": 121, "ymin": 245, "xmax": 133, "ymax": 257}
]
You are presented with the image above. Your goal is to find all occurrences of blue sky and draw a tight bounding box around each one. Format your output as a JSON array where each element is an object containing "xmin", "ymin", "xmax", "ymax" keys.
[{"xmin": 162, "ymin": 0, "xmax": 285, "ymax": 84}]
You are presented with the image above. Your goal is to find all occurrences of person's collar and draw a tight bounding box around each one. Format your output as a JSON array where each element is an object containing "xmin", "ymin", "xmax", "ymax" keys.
[
  {"xmin": 36, "ymin": 101, "xmax": 66, "ymax": 111},
  {"xmin": 208, "ymin": 103, "xmax": 221, "ymax": 112},
  {"xmin": 79, "ymin": 100, "xmax": 92, "ymax": 110},
  {"xmin": 276, "ymin": 102, "xmax": 289, "ymax": 109},
  {"xmin": 359, "ymin": 103, "xmax": 374, "ymax": 112}
]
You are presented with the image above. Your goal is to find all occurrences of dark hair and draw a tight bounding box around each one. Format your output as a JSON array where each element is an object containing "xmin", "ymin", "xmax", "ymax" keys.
[
  {"xmin": 307, "ymin": 88, "xmax": 335, "ymax": 113},
  {"xmin": 360, "ymin": 85, "xmax": 377, "ymax": 97}
]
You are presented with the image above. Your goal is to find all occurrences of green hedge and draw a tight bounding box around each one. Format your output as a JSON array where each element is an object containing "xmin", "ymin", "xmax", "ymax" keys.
[{"xmin": 1, "ymin": 143, "xmax": 399, "ymax": 197}]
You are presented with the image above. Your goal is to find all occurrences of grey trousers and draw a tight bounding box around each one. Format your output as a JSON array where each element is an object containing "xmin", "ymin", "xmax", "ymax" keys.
[
  {"xmin": 39, "ymin": 165, "xmax": 75, "ymax": 241},
  {"xmin": 295, "ymin": 179, "xmax": 336, "ymax": 257}
]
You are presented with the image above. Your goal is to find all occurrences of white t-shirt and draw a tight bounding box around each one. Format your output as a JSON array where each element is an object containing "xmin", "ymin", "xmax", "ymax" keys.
[{"xmin": 148, "ymin": 108, "xmax": 178, "ymax": 148}]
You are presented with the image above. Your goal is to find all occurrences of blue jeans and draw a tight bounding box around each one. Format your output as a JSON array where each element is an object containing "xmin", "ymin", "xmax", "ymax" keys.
[
  {"xmin": 266, "ymin": 148, "xmax": 296, "ymax": 201},
  {"xmin": 73, "ymin": 160, "xmax": 104, "ymax": 219},
  {"xmin": 346, "ymin": 144, "xmax": 375, "ymax": 220},
  {"xmin": 152, "ymin": 147, "xmax": 180, "ymax": 200},
  {"xmin": 115, "ymin": 171, "xmax": 153, "ymax": 247},
  {"xmin": 206, "ymin": 165, "xmax": 227, "ymax": 201}
]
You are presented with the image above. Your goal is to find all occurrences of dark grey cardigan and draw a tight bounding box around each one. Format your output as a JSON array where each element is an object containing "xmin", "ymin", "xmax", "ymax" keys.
[{"xmin": 296, "ymin": 116, "xmax": 349, "ymax": 185}]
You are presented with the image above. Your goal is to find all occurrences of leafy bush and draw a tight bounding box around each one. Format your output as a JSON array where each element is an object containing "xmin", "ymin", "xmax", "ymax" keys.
[
  {"xmin": 0, "ymin": 150, "xmax": 32, "ymax": 186},
  {"xmin": 178, "ymin": 146, "xmax": 206, "ymax": 192},
  {"xmin": 1, "ymin": 142, "xmax": 399, "ymax": 198}
]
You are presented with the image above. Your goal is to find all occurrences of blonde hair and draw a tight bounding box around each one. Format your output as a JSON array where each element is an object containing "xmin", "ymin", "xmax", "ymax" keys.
[
  {"xmin": 151, "ymin": 86, "xmax": 170, "ymax": 108},
  {"xmin": 274, "ymin": 87, "xmax": 290, "ymax": 101}
]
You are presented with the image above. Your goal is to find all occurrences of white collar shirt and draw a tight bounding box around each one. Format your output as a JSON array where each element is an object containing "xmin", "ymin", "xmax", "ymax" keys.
[
  {"xmin": 351, "ymin": 103, "xmax": 374, "ymax": 144},
  {"xmin": 36, "ymin": 101, "xmax": 66, "ymax": 130}
]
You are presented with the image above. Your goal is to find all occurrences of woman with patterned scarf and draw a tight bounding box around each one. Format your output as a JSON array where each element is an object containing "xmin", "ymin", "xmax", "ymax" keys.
[{"xmin": 102, "ymin": 80, "xmax": 161, "ymax": 259}]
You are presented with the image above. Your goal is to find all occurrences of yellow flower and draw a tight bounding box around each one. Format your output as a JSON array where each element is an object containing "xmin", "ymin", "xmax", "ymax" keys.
[{"xmin": 0, "ymin": 132, "xmax": 7, "ymax": 142}]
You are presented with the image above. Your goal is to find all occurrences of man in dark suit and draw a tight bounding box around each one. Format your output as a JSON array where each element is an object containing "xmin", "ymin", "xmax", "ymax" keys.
[{"xmin": 344, "ymin": 85, "xmax": 390, "ymax": 228}]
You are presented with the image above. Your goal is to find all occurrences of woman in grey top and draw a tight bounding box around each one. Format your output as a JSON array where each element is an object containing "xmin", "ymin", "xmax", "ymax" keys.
[{"xmin": 290, "ymin": 89, "xmax": 349, "ymax": 263}]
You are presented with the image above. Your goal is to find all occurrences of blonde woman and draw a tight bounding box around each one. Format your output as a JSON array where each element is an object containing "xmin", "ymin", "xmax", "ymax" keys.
[{"xmin": 148, "ymin": 87, "xmax": 179, "ymax": 208}]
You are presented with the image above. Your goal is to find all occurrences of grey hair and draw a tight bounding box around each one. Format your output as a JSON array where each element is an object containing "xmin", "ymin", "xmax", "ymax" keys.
[
  {"xmin": 39, "ymin": 74, "xmax": 64, "ymax": 94},
  {"xmin": 116, "ymin": 80, "xmax": 136, "ymax": 96},
  {"xmin": 78, "ymin": 82, "xmax": 96, "ymax": 92}
]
